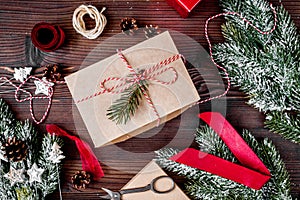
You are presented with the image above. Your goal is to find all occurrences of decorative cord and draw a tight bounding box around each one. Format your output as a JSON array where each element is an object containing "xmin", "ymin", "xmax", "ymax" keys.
[
  {"xmin": 200, "ymin": 3, "xmax": 277, "ymax": 104},
  {"xmin": 0, "ymin": 76, "xmax": 61, "ymax": 124},
  {"xmin": 72, "ymin": 5, "xmax": 107, "ymax": 39}
]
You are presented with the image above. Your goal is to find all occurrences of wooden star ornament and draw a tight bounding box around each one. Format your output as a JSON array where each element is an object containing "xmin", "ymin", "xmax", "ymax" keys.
[
  {"xmin": 4, "ymin": 167, "xmax": 25, "ymax": 186},
  {"xmin": 27, "ymin": 163, "xmax": 45, "ymax": 184}
]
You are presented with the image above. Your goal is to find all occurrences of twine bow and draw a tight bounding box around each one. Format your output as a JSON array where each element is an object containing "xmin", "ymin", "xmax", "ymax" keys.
[{"xmin": 77, "ymin": 49, "xmax": 183, "ymax": 125}]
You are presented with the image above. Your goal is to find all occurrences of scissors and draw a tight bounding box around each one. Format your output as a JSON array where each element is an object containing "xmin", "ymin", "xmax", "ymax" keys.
[{"xmin": 99, "ymin": 175, "xmax": 175, "ymax": 200}]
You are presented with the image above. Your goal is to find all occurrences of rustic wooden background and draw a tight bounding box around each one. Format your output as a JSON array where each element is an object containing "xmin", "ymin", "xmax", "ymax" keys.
[{"xmin": 0, "ymin": 0, "xmax": 299, "ymax": 199}]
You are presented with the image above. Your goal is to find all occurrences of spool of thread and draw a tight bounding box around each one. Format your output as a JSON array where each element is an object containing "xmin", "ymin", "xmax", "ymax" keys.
[{"xmin": 31, "ymin": 22, "xmax": 65, "ymax": 52}]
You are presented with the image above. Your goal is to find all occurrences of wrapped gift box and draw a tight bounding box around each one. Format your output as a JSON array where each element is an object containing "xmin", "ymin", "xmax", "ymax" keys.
[
  {"xmin": 121, "ymin": 160, "xmax": 190, "ymax": 200},
  {"xmin": 166, "ymin": 0, "xmax": 202, "ymax": 18},
  {"xmin": 65, "ymin": 31, "xmax": 200, "ymax": 147}
]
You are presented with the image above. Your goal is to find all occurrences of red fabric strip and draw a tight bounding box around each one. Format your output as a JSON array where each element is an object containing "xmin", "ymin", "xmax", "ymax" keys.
[
  {"xmin": 170, "ymin": 148, "xmax": 270, "ymax": 190},
  {"xmin": 169, "ymin": 112, "xmax": 271, "ymax": 190},
  {"xmin": 46, "ymin": 124, "xmax": 104, "ymax": 180},
  {"xmin": 199, "ymin": 112, "xmax": 270, "ymax": 175}
]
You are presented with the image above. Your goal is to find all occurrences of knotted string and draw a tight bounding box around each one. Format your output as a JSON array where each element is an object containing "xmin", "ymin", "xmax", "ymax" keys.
[
  {"xmin": 0, "ymin": 76, "xmax": 57, "ymax": 124},
  {"xmin": 77, "ymin": 50, "xmax": 182, "ymax": 126},
  {"xmin": 200, "ymin": 3, "xmax": 277, "ymax": 104}
]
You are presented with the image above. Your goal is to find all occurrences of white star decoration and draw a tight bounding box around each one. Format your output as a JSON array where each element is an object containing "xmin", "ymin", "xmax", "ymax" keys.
[
  {"xmin": 4, "ymin": 167, "xmax": 25, "ymax": 186},
  {"xmin": 14, "ymin": 67, "xmax": 32, "ymax": 82},
  {"xmin": 27, "ymin": 163, "xmax": 45, "ymax": 184},
  {"xmin": 34, "ymin": 77, "xmax": 54, "ymax": 96},
  {"xmin": 47, "ymin": 142, "xmax": 65, "ymax": 163}
]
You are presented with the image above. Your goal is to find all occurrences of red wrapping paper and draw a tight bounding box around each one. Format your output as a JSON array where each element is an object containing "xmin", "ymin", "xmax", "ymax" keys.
[
  {"xmin": 170, "ymin": 112, "xmax": 271, "ymax": 190},
  {"xmin": 166, "ymin": 0, "xmax": 202, "ymax": 18}
]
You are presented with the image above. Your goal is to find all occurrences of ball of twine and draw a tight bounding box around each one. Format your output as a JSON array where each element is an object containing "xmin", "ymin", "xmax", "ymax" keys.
[{"xmin": 72, "ymin": 5, "xmax": 107, "ymax": 39}]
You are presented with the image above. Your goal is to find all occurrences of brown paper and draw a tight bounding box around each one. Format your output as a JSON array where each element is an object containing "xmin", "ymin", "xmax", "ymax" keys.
[
  {"xmin": 65, "ymin": 31, "xmax": 200, "ymax": 147},
  {"xmin": 121, "ymin": 160, "xmax": 190, "ymax": 200}
]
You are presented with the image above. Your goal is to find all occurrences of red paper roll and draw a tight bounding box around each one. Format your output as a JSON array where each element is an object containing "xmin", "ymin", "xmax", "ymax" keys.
[{"xmin": 31, "ymin": 22, "xmax": 65, "ymax": 52}]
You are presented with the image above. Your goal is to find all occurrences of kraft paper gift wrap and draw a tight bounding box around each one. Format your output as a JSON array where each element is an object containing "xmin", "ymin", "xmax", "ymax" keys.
[
  {"xmin": 65, "ymin": 31, "xmax": 200, "ymax": 147},
  {"xmin": 121, "ymin": 160, "xmax": 190, "ymax": 200}
]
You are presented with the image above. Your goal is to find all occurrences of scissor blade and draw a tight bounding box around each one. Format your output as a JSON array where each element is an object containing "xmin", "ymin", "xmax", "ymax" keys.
[
  {"xmin": 98, "ymin": 194, "xmax": 112, "ymax": 200},
  {"xmin": 101, "ymin": 187, "xmax": 114, "ymax": 197},
  {"xmin": 100, "ymin": 188, "xmax": 122, "ymax": 200}
]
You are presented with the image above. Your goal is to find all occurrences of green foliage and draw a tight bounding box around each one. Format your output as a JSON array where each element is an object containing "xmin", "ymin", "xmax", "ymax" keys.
[
  {"xmin": 212, "ymin": 0, "xmax": 300, "ymax": 143},
  {"xmin": 155, "ymin": 126, "xmax": 292, "ymax": 199},
  {"xmin": 0, "ymin": 99, "xmax": 63, "ymax": 199},
  {"xmin": 107, "ymin": 79, "xmax": 148, "ymax": 124}
]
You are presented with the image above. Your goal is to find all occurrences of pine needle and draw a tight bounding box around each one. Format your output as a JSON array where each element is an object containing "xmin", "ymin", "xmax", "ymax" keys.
[{"xmin": 106, "ymin": 79, "xmax": 148, "ymax": 124}]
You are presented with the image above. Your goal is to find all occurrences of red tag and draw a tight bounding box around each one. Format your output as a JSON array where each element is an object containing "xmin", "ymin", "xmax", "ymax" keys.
[{"xmin": 170, "ymin": 112, "xmax": 271, "ymax": 190}]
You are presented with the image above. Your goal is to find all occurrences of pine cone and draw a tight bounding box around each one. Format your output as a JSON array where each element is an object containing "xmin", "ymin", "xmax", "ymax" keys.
[
  {"xmin": 43, "ymin": 64, "xmax": 62, "ymax": 82},
  {"xmin": 71, "ymin": 171, "xmax": 91, "ymax": 189},
  {"xmin": 120, "ymin": 17, "xmax": 139, "ymax": 35},
  {"xmin": 1, "ymin": 137, "xmax": 28, "ymax": 162},
  {"xmin": 144, "ymin": 25, "xmax": 161, "ymax": 39}
]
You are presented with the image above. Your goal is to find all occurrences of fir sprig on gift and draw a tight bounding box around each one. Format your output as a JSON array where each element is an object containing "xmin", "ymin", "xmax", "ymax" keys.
[
  {"xmin": 155, "ymin": 126, "xmax": 292, "ymax": 199},
  {"xmin": 106, "ymin": 80, "xmax": 148, "ymax": 124},
  {"xmin": 212, "ymin": 0, "xmax": 300, "ymax": 143}
]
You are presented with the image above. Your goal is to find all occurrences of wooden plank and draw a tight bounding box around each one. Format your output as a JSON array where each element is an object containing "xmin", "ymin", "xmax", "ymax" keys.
[{"xmin": 0, "ymin": 0, "xmax": 299, "ymax": 199}]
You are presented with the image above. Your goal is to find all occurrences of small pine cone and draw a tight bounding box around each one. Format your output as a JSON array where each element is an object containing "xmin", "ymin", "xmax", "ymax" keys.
[
  {"xmin": 120, "ymin": 17, "xmax": 139, "ymax": 35},
  {"xmin": 144, "ymin": 25, "xmax": 161, "ymax": 39},
  {"xmin": 1, "ymin": 137, "xmax": 28, "ymax": 162},
  {"xmin": 71, "ymin": 171, "xmax": 91, "ymax": 189},
  {"xmin": 43, "ymin": 64, "xmax": 62, "ymax": 82}
]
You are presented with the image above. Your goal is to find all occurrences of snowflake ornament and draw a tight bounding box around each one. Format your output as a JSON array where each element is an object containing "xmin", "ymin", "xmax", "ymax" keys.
[
  {"xmin": 4, "ymin": 167, "xmax": 25, "ymax": 186},
  {"xmin": 27, "ymin": 163, "xmax": 45, "ymax": 184},
  {"xmin": 47, "ymin": 142, "xmax": 65, "ymax": 163},
  {"xmin": 14, "ymin": 67, "xmax": 32, "ymax": 82},
  {"xmin": 34, "ymin": 77, "xmax": 54, "ymax": 96}
]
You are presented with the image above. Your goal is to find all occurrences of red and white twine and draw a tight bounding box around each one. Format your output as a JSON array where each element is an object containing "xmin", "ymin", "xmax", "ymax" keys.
[
  {"xmin": 0, "ymin": 76, "xmax": 57, "ymax": 124},
  {"xmin": 77, "ymin": 50, "xmax": 182, "ymax": 125},
  {"xmin": 200, "ymin": 3, "xmax": 277, "ymax": 104}
]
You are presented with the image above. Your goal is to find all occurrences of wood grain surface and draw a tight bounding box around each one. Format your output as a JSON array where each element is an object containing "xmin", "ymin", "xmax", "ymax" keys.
[{"xmin": 0, "ymin": 0, "xmax": 299, "ymax": 199}]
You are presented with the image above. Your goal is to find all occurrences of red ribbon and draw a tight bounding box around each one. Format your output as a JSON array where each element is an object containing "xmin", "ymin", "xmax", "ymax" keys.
[
  {"xmin": 46, "ymin": 124, "xmax": 104, "ymax": 180},
  {"xmin": 31, "ymin": 22, "xmax": 65, "ymax": 52},
  {"xmin": 170, "ymin": 112, "xmax": 271, "ymax": 190}
]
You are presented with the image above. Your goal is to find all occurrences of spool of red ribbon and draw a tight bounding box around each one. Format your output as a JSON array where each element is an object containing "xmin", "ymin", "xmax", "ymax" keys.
[{"xmin": 31, "ymin": 22, "xmax": 65, "ymax": 52}]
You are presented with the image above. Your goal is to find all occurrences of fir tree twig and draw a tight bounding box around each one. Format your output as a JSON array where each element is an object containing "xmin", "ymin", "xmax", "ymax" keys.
[
  {"xmin": 106, "ymin": 79, "xmax": 148, "ymax": 124},
  {"xmin": 155, "ymin": 126, "xmax": 293, "ymax": 199},
  {"xmin": 212, "ymin": 0, "xmax": 300, "ymax": 143}
]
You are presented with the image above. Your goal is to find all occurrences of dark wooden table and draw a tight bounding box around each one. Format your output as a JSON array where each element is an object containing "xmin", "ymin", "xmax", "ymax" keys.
[{"xmin": 0, "ymin": 0, "xmax": 299, "ymax": 199}]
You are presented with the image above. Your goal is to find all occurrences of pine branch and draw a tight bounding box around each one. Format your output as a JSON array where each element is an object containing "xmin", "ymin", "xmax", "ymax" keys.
[
  {"xmin": 195, "ymin": 126, "xmax": 236, "ymax": 162},
  {"xmin": 106, "ymin": 79, "xmax": 148, "ymax": 124},
  {"xmin": 155, "ymin": 126, "xmax": 293, "ymax": 199},
  {"xmin": 0, "ymin": 99, "xmax": 63, "ymax": 199},
  {"xmin": 213, "ymin": 1, "xmax": 300, "ymax": 143},
  {"xmin": 265, "ymin": 112, "xmax": 300, "ymax": 143},
  {"xmin": 37, "ymin": 134, "xmax": 64, "ymax": 198}
]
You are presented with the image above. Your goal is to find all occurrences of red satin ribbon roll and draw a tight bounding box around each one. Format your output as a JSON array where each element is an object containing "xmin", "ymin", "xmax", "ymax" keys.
[
  {"xmin": 46, "ymin": 124, "xmax": 104, "ymax": 180},
  {"xmin": 170, "ymin": 112, "xmax": 271, "ymax": 190},
  {"xmin": 31, "ymin": 22, "xmax": 65, "ymax": 52}
]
